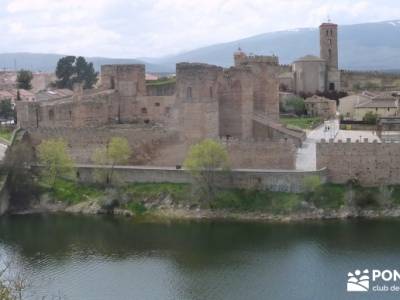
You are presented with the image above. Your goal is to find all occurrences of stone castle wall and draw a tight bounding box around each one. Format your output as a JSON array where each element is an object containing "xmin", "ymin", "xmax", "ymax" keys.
[
  {"xmin": 317, "ymin": 139, "xmax": 400, "ymax": 186},
  {"xmin": 28, "ymin": 125, "xmax": 180, "ymax": 165},
  {"xmin": 340, "ymin": 70, "xmax": 400, "ymax": 91}
]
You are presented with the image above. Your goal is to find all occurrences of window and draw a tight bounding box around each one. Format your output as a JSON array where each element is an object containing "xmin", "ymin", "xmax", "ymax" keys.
[
  {"xmin": 155, "ymin": 102, "xmax": 160, "ymax": 107},
  {"xmin": 69, "ymin": 110, "xmax": 72, "ymax": 120},
  {"xmin": 110, "ymin": 77, "xmax": 115, "ymax": 89},
  {"xmin": 329, "ymin": 39, "xmax": 332, "ymax": 46},
  {"xmin": 330, "ymin": 29, "xmax": 333, "ymax": 36},
  {"xmin": 326, "ymin": 29, "xmax": 329, "ymax": 36},
  {"xmin": 329, "ymin": 83, "xmax": 335, "ymax": 91},
  {"xmin": 209, "ymin": 87, "xmax": 213, "ymax": 98},
  {"xmin": 388, "ymin": 108, "xmax": 390, "ymax": 112},
  {"xmin": 141, "ymin": 107, "xmax": 147, "ymax": 114},
  {"xmin": 49, "ymin": 109, "xmax": 54, "ymax": 121},
  {"xmin": 187, "ymin": 87, "xmax": 192, "ymax": 100},
  {"xmin": 328, "ymin": 49, "xmax": 332, "ymax": 59}
]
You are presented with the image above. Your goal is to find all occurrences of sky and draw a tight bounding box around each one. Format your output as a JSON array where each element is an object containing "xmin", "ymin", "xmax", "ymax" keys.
[{"xmin": 1, "ymin": 0, "xmax": 400, "ymax": 58}]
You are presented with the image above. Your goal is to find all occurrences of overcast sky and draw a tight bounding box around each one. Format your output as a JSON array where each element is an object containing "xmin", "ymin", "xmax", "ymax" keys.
[{"xmin": 1, "ymin": 0, "xmax": 400, "ymax": 58}]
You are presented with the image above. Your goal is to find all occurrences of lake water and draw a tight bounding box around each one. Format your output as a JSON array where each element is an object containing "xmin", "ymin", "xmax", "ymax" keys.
[{"xmin": 0, "ymin": 214, "xmax": 400, "ymax": 299}]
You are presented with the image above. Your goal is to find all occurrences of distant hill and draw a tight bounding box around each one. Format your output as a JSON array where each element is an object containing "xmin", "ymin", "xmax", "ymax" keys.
[
  {"xmin": 149, "ymin": 19, "xmax": 400, "ymax": 71},
  {"xmin": 2, "ymin": 20, "xmax": 400, "ymax": 73},
  {"xmin": 0, "ymin": 53, "xmax": 172, "ymax": 73}
]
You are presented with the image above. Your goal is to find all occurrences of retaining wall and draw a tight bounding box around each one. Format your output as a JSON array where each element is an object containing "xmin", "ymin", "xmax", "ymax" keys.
[{"xmin": 70, "ymin": 165, "xmax": 327, "ymax": 193}]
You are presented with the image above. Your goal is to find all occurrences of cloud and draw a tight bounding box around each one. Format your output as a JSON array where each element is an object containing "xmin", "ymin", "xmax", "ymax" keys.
[{"xmin": 1, "ymin": 0, "xmax": 400, "ymax": 58}]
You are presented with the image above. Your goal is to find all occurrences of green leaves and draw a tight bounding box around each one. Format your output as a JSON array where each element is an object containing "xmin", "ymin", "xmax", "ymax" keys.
[
  {"xmin": 55, "ymin": 56, "xmax": 98, "ymax": 90},
  {"xmin": 16, "ymin": 69, "xmax": 33, "ymax": 90},
  {"xmin": 184, "ymin": 139, "xmax": 229, "ymax": 173},
  {"xmin": 37, "ymin": 139, "xmax": 75, "ymax": 187},
  {"xmin": 91, "ymin": 137, "xmax": 132, "ymax": 185}
]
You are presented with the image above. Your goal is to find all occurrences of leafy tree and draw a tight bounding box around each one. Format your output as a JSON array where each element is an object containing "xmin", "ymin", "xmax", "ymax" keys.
[
  {"xmin": 184, "ymin": 139, "xmax": 230, "ymax": 202},
  {"xmin": 55, "ymin": 56, "xmax": 76, "ymax": 89},
  {"xmin": 0, "ymin": 99, "xmax": 14, "ymax": 120},
  {"xmin": 37, "ymin": 139, "xmax": 75, "ymax": 187},
  {"xmin": 16, "ymin": 69, "xmax": 33, "ymax": 90},
  {"xmin": 303, "ymin": 175, "xmax": 322, "ymax": 201},
  {"xmin": 363, "ymin": 111, "xmax": 378, "ymax": 125},
  {"xmin": 75, "ymin": 56, "xmax": 98, "ymax": 89},
  {"xmin": 91, "ymin": 137, "xmax": 132, "ymax": 185},
  {"xmin": 286, "ymin": 96, "xmax": 306, "ymax": 116},
  {"xmin": 55, "ymin": 56, "xmax": 98, "ymax": 89}
]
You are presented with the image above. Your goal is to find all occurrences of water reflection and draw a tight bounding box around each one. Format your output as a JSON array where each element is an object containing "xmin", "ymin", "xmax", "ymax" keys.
[{"xmin": 0, "ymin": 215, "xmax": 399, "ymax": 299}]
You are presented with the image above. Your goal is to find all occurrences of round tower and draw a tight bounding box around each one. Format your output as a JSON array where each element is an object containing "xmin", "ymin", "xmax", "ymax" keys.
[{"xmin": 319, "ymin": 22, "xmax": 338, "ymax": 70}]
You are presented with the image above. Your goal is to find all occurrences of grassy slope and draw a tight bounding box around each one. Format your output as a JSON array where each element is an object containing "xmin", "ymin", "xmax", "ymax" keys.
[
  {"xmin": 280, "ymin": 117, "xmax": 322, "ymax": 130},
  {"xmin": 47, "ymin": 180, "xmax": 400, "ymax": 215},
  {"xmin": 0, "ymin": 128, "xmax": 13, "ymax": 142}
]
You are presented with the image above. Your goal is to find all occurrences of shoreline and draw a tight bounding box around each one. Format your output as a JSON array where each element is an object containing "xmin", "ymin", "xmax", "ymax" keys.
[{"xmin": 10, "ymin": 200, "xmax": 400, "ymax": 223}]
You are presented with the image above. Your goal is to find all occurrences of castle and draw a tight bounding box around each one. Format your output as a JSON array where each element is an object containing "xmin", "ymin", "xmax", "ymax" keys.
[
  {"xmin": 15, "ymin": 22, "xmax": 348, "ymax": 170},
  {"xmin": 17, "ymin": 51, "xmax": 305, "ymax": 146}
]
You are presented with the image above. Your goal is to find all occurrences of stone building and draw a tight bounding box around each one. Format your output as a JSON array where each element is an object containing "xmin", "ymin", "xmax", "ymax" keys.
[
  {"xmin": 275, "ymin": 21, "xmax": 341, "ymax": 94},
  {"xmin": 339, "ymin": 92, "xmax": 399, "ymax": 121},
  {"xmin": 304, "ymin": 95, "xmax": 337, "ymax": 119},
  {"xmin": 16, "ymin": 53, "xmax": 306, "ymax": 169}
]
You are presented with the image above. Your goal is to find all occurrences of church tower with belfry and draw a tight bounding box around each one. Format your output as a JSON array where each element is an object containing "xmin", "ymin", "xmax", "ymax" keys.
[{"xmin": 319, "ymin": 20, "xmax": 340, "ymax": 91}]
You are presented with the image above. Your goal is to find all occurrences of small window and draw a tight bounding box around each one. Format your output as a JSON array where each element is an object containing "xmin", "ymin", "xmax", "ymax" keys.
[
  {"xmin": 187, "ymin": 87, "xmax": 192, "ymax": 100},
  {"xmin": 329, "ymin": 39, "xmax": 332, "ymax": 46},
  {"xmin": 110, "ymin": 77, "xmax": 115, "ymax": 89},
  {"xmin": 69, "ymin": 110, "xmax": 72, "ymax": 120},
  {"xmin": 209, "ymin": 87, "xmax": 213, "ymax": 98},
  {"xmin": 141, "ymin": 107, "xmax": 147, "ymax": 114},
  {"xmin": 388, "ymin": 108, "xmax": 390, "ymax": 112},
  {"xmin": 330, "ymin": 29, "xmax": 333, "ymax": 36},
  {"xmin": 328, "ymin": 49, "xmax": 332, "ymax": 59},
  {"xmin": 326, "ymin": 29, "xmax": 329, "ymax": 36},
  {"xmin": 329, "ymin": 83, "xmax": 335, "ymax": 91},
  {"xmin": 155, "ymin": 102, "xmax": 160, "ymax": 107},
  {"xmin": 376, "ymin": 108, "xmax": 378, "ymax": 112},
  {"xmin": 49, "ymin": 109, "xmax": 54, "ymax": 121}
]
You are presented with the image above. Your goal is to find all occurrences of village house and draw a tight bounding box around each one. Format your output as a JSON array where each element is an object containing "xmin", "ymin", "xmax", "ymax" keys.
[{"xmin": 304, "ymin": 95, "xmax": 337, "ymax": 119}]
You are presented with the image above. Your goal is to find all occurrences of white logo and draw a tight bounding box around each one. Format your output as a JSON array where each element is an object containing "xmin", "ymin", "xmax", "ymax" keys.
[{"xmin": 347, "ymin": 269, "xmax": 370, "ymax": 292}]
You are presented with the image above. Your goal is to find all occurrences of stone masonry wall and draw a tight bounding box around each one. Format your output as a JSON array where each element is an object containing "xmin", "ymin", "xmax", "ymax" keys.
[
  {"xmin": 28, "ymin": 125, "xmax": 180, "ymax": 165},
  {"xmin": 71, "ymin": 165, "xmax": 327, "ymax": 193},
  {"xmin": 317, "ymin": 139, "xmax": 400, "ymax": 186},
  {"xmin": 340, "ymin": 70, "xmax": 400, "ymax": 91}
]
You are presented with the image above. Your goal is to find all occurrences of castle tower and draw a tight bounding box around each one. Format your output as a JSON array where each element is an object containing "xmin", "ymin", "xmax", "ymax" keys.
[
  {"xmin": 234, "ymin": 47, "xmax": 247, "ymax": 67},
  {"xmin": 320, "ymin": 22, "xmax": 340, "ymax": 91},
  {"xmin": 176, "ymin": 63, "xmax": 222, "ymax": 141},
  {"xmin": 319, "ymin": 22, "xmax": 338, "ymax": 70}
]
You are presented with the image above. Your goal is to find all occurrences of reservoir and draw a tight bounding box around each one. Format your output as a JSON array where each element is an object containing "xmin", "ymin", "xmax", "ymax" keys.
[{"xmin": 0, "ymin": 214, "xmax": 399, "ymax": 299}]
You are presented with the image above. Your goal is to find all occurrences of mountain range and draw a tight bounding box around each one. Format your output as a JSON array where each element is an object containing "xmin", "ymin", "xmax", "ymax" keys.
[{"xmin": 1, "ymin": 19, "xmax": 400, "ymax": 73}]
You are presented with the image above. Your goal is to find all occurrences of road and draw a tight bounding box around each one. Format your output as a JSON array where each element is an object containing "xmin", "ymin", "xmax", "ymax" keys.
[{"xmin": 296, "ymin": 119, "xmax": 339, "ymax": 171}]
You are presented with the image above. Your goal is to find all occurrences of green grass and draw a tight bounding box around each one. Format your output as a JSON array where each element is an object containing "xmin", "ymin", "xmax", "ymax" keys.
[
  {"xmin": 211, "ymin": 189, "xmax": 302, "ymax": 213},
  {"xmin": 39, "ymin": 181, "xmax": 400, "ymax": 214},
  {"xmin": 50, "ymin": 179, "xmax": 104, "ymax": 204},
  {"xmin": 311, "ymin": 184, "xmax": 346, "ymax": 209},
  {"xmin": 0, "ymin": 128, "xmax": 13, "ymax": 142},
  {"xmin": 280, "ymin": 117, "xmax": 322, "ymax": 129},
  {"xmin": 126, "ymin": 202, "xmax": 147, "ymax": 215},
  {"xmin": 123, "ymin": 183, "xmax": 190, "ymax": 202},
  {"xmin": 146, "ymin": 77, "xmax": 176, "ymax": 86}
]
